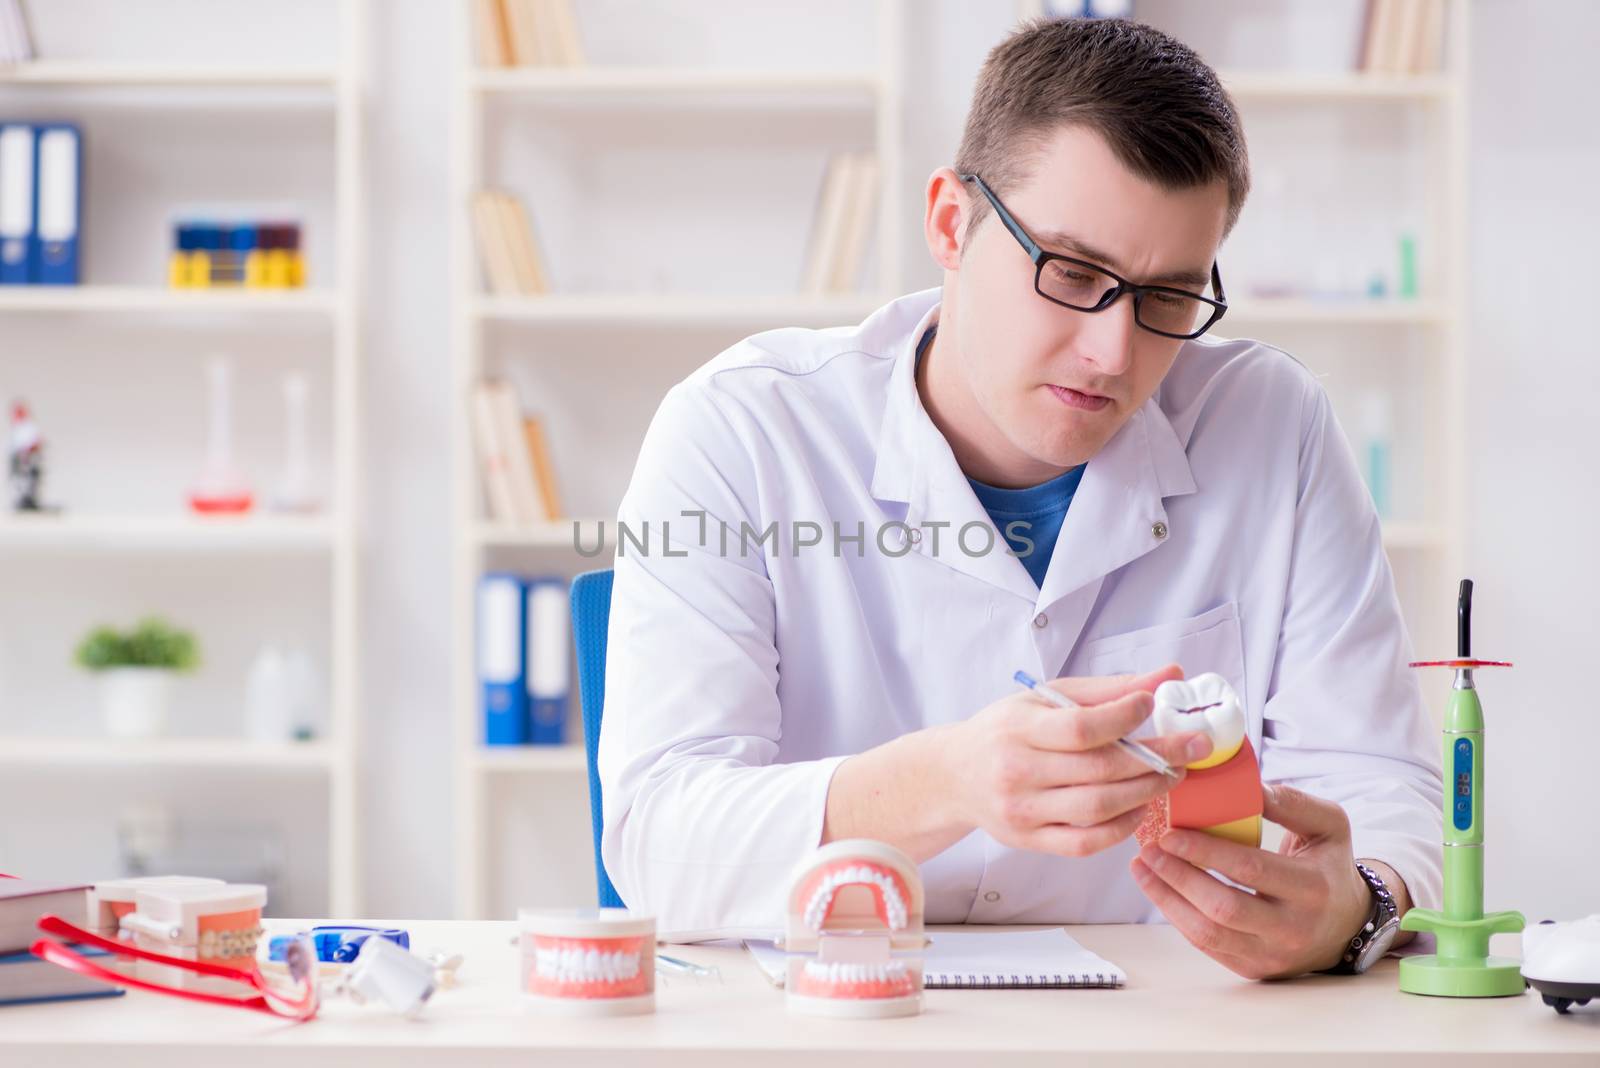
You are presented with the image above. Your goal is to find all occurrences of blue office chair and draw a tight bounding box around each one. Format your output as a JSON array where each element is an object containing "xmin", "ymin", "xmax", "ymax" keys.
[{"xmin": 571, "ymin": 568, "xmax": 625, "ymax": 908}]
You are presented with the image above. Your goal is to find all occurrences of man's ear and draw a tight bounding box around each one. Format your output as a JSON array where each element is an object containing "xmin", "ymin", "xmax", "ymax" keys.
[{"xmin": 924, "ymin": 167, "xmax": 970, "ymax": 272}]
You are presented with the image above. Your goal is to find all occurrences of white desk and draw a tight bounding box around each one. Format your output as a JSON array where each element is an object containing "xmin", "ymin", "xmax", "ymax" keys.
[{"xmin": 2, "ymin": 920, "xmax": 1594, "ymax": 1066}]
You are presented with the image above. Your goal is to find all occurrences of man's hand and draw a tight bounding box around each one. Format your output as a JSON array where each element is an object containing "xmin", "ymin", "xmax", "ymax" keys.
[
  {"xmin": 823, "ymin": 664, "xmax": 1208, "ymax": 862},
  {"xmin": 946, "ymin": 665, "xmax": 1213, "ymax": 857},
  {"xmin": 1129, "ymin": 784, "xmax": 1387, "ymax": 980}
]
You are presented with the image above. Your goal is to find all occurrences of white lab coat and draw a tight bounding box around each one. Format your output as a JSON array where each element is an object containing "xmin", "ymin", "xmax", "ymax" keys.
[{"xmin": 599, "ymin": 287, "xmax": 1442, "ymax": 940}]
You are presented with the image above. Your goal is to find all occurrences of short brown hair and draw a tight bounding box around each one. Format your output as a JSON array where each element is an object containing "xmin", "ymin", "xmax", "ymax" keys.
[{"xmin": 954, "ymin": 17, "xmax": 1249, "ymax": 241}]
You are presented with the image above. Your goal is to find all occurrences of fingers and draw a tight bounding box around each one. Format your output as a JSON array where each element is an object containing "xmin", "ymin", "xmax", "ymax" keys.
[
  {"xmin": 1157, "ymin": 829, "xmax": 1304, "ymax": 900},
  {"xmin": 1135, "ymin": 842, "xmax": 1276, "ymax": 934},
  {"xmin": 1044, "ymin": 664, "xmax": 1184, "ymax": 706},
  {"xmin": 1129, "ymin": 857, "xmax": 1263, "ymax": 976},
  {"xmin": 1019, "ymin": 804, "xmax": 1148, "ymax": 857},
  {"xmin": 1262, "ymin": 785, "xmax": 1351, "ymax": 843},
  {"xmin": 1019, "ymin": 773, "xmax": 1176, "ymax": 828},
  {"xmin": 1138, "ymin": 730, "xmax": 1213, "ymax": 769},
  {"xmin": 1022, "ymin": 690, "xmax": 1155, "ymax": 753}
]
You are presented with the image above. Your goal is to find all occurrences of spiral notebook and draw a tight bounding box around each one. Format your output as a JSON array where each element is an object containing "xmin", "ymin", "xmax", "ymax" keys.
[{"xmin": 744, "ymin": 928, "xmax": 1126, "ymax": 989}]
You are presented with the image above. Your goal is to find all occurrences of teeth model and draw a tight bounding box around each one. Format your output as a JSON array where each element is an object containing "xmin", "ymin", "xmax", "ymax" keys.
[
  {"xmin": 784, "ymin": 840, "xmax": 927, "ymax": 1018},
  {"xmin": 802, "ymin": 863, "xmax": 910, "ymax": 933},
  {"xmin": 535, "ymin": 945, "xmax": 642, "ymax": 985},
  {"xmin": 1153, "ymin": 672, "xmax": 1245, "ymax": 769}
]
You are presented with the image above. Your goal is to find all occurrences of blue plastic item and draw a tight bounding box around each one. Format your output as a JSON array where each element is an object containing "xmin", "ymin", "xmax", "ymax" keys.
[{"xmin": 571, "ymin": 568, "xmax": 624, "ymax": 909}]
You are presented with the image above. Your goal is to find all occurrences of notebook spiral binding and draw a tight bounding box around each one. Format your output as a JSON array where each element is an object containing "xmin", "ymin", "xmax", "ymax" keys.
[{"xmin": 927, "ymin": 972, "xmax": 1121, "ymax": 988}]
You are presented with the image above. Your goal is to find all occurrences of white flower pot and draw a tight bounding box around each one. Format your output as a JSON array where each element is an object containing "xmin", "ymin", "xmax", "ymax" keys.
[{"xmin": 100, "ymin": 667, "xmax": 176, "ymax": 738}]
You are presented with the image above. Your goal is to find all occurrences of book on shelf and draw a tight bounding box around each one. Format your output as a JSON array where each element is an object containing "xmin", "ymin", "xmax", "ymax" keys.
[
  {"xmin": 0, "ymin": 0, "xmax": 35, "ymax": 65},
  {"xmin": 801, "ymin": 151, "xmax": 878, "ymax": 296},
  {"xmin": 475, "ymin": 0, "xmax": 585, "ymax": 69},
  {"xmin": 471, "ymin": 189, "xmax": 549, "ymax": 296},
  {"xmin": 471, "ymin": 379, "xmax": 564, "ymax": 526},
  {"xmin": 1357, "ymin": 0, "xmax": 1446, "ymax": 75},
  {"xmin": 470, "ymin": 0, "xmax": 513, "ymax": 68}
]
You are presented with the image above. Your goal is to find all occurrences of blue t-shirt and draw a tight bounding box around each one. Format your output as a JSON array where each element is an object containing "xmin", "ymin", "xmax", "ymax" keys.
[{"xmin": 916, "ymin": 326, "xmax": 1084, "ymax": 588}]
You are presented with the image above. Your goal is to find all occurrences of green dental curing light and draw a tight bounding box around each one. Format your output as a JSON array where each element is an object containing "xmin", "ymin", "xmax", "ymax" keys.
[{"xmin": 1399, "ymin": 579, "xmax": 1526, "ymax": 997}]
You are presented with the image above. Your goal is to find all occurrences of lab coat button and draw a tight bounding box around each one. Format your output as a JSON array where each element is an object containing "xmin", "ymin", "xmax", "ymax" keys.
[
  {"xmin": 1152, "ymin": 521, "xmax": 1169, "ymax": 540},
  {"xmin": 984, "ymin": 891, "xmax": 1001, "ymax": 903},
  {"xmin": 1033, "ymin": 612, "xmax": 1048, "ymax": 629},
  {"xmin": 908, "ymin": 527, "xmax": 923, "ymax": 545}
]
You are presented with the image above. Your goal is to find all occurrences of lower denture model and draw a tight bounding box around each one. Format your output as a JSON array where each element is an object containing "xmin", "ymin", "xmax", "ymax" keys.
[
  {"xmin": 781, "ymin": 839, "xmax": 926, "ymax": 1018},
  {"xmin": 1136, "ymin": 672, "xmax": 1263, "ymax": 848}
]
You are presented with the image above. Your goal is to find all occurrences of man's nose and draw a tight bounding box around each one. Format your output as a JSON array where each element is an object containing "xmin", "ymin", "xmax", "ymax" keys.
[{"xmin": 1072, "ymin": 290, "xmax": 1138, "ymax": 377}]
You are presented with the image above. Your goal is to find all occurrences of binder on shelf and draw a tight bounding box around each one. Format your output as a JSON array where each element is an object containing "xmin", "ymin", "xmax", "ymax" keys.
[
  {"xmin": 801, "ymin": 153, "xmax": 855, "ymax": 295},
  {"xmin": 1357, "ymin": 0, "xmax": 1445, "ymax": 75},
  {"xmin": 34, "ymin": 124, "xmax": 80, "ymax": 285},
  {"xmin": 525, "ymin": 578, "xmax": 571, "ymax": 745},
  {"xmin": 478, "ymin": 572, "xmax": 530, "ymax": 746},
  {"xmin": 0, "ymin": 123, "xmax": 37, "ymax": 285}
]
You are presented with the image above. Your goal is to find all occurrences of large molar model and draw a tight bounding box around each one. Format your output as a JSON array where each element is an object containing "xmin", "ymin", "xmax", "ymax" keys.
[
  {"xmin": 781, "ymin": 839, "xmax": 926, "ymax": 1018},
  {"xmin": 1137, "ymin": 673, "xmax": 1263, "ymax": 848}
]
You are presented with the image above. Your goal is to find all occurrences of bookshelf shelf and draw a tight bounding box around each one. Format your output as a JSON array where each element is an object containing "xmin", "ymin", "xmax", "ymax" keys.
[
  {"xmin": 472, "ymin": 744, "xmax": 588, "ymax": 773},
  {"xmin": 475, "ymin": 292, "xmax": 891, "ymax": 327},
  {"xmin": 0, "ymin": 736, "xmax": 337, "ymax": 770},
  {"xmin": 0, "ymin": 61, "xmax": 340, "ymax": 89},
  {"xmin": 1221, "ymin": 298, "xmax": 1447, "ymax": 325},
  {"xmin": 475, "ymin": 518, "xmax": 609, "ymax": 550},
  {"xmin": 0, "ymin": 514, "xmax": 336, "ymax": 552},
  {"xmin": 1218, "ymin": 70, "xmax": 1453, "ymax": 101},
  {"xmin": 468, "ymin": 65, "xmax": 881, "ymax": 100},
  {"xmin": 0, "ymin": 286, "xmax": 338, "ymax": 315}
]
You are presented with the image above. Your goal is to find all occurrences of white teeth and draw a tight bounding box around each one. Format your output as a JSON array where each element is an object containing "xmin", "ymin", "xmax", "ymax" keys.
[
  {"xmin": 1152, "ymin": 673, "xmax": 1245, "ymax": 765},
  {"xmin": 534, "ymin": 946, "xmax": 642, "ymax": 984},
  {"xmin": 802, "ymin": 864, "xmax": 909, "ymax": 932},
  {"xmin": 801, "ymin": 960, "xmax": 910, "ymax": 985}
]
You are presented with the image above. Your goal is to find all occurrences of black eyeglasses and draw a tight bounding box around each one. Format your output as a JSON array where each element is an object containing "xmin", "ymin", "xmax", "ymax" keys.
[{"xmin": 958, "ymin": 173, "xmax": 1227, "ymax": 341}]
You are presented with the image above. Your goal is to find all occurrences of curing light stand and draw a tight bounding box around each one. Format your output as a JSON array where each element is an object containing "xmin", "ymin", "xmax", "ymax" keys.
[{"xmin": 1399, "ymin": 578, "xmax": 1526, "ymax": 998}]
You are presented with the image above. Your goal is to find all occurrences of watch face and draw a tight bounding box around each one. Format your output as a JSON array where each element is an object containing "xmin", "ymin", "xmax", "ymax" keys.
[{"xmin": 1355, "ymin": 918, "xmax": 1401, "ymax": 972}]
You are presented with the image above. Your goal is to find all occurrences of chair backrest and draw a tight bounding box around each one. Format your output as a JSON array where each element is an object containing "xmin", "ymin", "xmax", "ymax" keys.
[{"xmin": 570, "ymin": 568, "xmax": 624, "ymax": 908}]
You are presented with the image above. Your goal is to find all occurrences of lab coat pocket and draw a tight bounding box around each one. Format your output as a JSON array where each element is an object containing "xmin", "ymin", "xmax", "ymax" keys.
[{"xmin": 1080, "ymin": 600, "xmax": 1248, "ymax": 723}]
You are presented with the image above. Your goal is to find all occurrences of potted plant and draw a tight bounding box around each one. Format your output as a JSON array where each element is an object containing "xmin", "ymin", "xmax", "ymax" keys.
[{"xmin": 74, "ymin": 617, "xmax": 200, "ymax": 738}]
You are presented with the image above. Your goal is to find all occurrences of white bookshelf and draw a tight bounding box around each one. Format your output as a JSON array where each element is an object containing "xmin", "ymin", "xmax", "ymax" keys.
[
  {"xmin": 0, "ymin": 1, "xmax": 366, "ymax": 916},
  {"xmin": 450, "ymin": 0, "xmax": 909, "ymax": 919}
]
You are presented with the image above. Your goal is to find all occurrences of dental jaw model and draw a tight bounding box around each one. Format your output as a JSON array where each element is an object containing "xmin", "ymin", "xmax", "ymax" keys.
[
  {"xmin": 519, "ymin": 908, "xmax": 655, "ymax": 1015},
  {"xmin": 116, "ymin": 883, "xmax": 267, "ymax": 993},
  {"xmin": 1136, "ymin": 673, "xmax": 1262, "ymax": 848},
  {"xmin": 782, "ymin": 839, "xmax": 925, "ymax": 1018},
  {"xmin": 88, "ymin": 875, "xmax": 224, "ymax": 940}
]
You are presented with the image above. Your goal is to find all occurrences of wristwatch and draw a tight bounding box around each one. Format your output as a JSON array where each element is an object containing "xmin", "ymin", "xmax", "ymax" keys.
[{"xmin": 1321, "ymin": 861, "xmax": 1400, "ymax": 975}]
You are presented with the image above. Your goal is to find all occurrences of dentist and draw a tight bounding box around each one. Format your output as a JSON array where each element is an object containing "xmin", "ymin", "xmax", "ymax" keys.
[{"xmin": 598, "ymin": 16, "xmax": 1441, "ymax": 980}]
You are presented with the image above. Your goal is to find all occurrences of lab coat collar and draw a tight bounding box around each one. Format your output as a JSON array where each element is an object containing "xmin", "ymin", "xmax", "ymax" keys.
[{"xmin": 869, "ymin": 288, "xmax": 1198, "ymax": 609}]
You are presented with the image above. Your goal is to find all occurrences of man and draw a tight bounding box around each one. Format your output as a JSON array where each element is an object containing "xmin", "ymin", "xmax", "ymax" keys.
[{"xmin": 598, "ymin": 17, "xmax": 1441, "ymax": 980}]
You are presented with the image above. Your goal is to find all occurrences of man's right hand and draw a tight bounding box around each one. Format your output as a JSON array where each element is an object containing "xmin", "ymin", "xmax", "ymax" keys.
[{"xmin": 942, "ymin": 664, "xmax": 1212, "ymax": 857}]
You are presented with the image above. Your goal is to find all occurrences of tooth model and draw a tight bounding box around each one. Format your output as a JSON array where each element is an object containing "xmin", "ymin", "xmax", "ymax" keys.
[
  {"xmin": 782, "ymin": 839, "xmax": 925, "ymax": 1018},
  {"xmin": 1137, "ymin": 672, "xmax": 1262, "ymax": 848}
]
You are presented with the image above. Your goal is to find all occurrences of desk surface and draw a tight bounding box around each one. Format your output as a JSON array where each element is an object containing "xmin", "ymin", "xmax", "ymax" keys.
[{"xmin": 2, "ymin": 920, "xmax": 1594, "ymax": 1066}]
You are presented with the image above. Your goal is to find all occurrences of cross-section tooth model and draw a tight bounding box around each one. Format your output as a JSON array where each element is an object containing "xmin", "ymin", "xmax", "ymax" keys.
[{"xmin": 1137, "ymin": 672, "xmax": 1262, "ymax": 847}]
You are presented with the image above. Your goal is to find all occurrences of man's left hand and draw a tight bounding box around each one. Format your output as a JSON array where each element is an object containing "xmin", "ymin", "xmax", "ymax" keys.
[{"xmin": 1129, "ymin": 784, "xmax": 1383, "ymax": 980}]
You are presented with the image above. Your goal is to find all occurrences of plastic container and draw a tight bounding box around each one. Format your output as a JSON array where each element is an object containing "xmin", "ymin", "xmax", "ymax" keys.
[{"xmin": 518, "ymin": 907, "xmax": 655, "ymax": 1015}]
